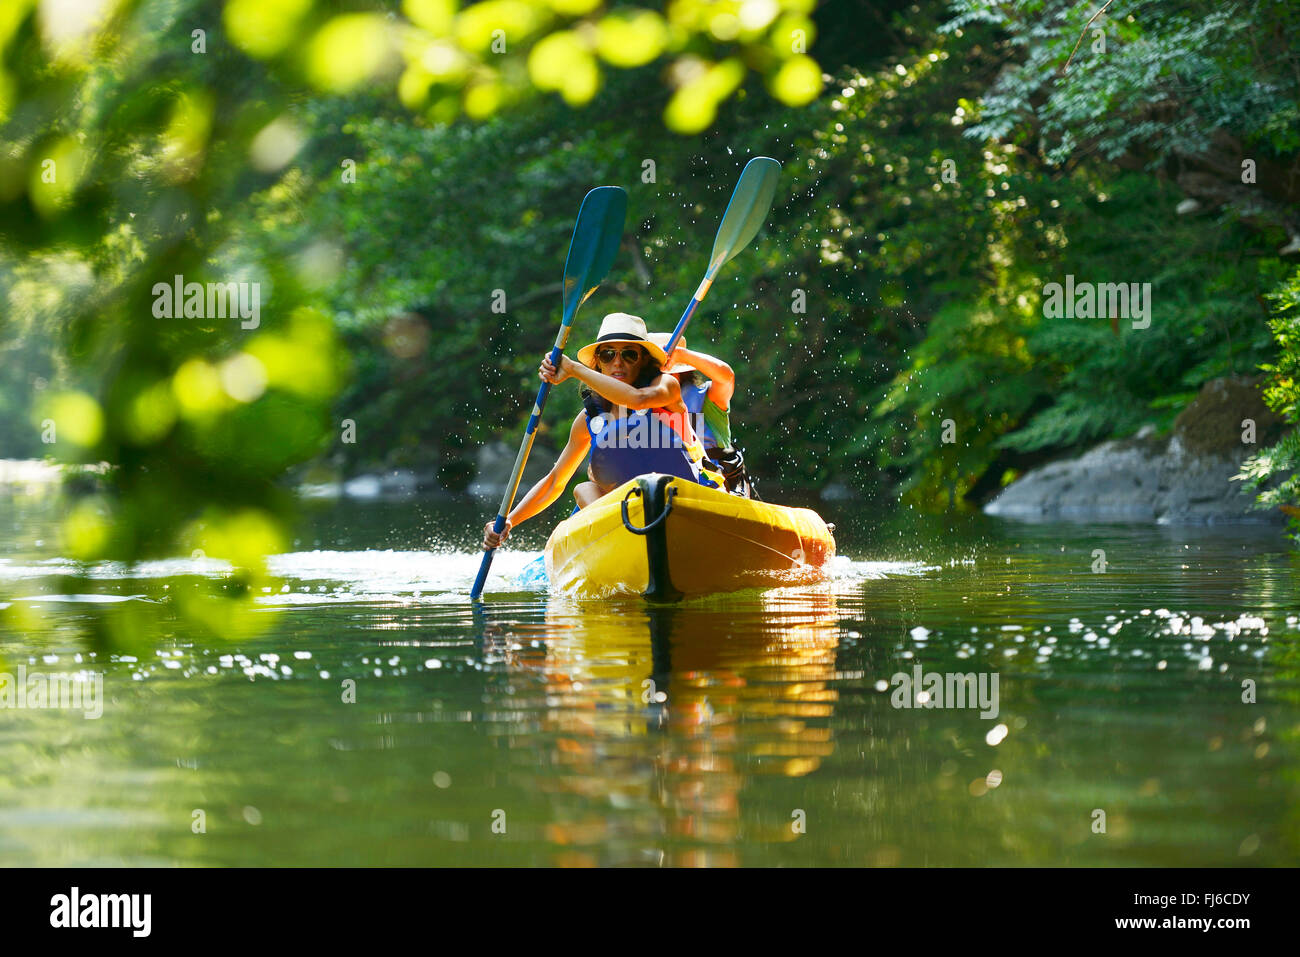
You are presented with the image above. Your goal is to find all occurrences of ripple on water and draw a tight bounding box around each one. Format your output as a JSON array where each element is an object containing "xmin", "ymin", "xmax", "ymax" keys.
[{"xmin": 1, "ymin": 510, "xmax": 1297, "ymax": 866}]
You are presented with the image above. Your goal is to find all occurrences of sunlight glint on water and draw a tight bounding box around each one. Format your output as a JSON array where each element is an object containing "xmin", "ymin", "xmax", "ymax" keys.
[{"xmin": 0, "ymin": 496, "xmax": 1296, "ymax": 866}]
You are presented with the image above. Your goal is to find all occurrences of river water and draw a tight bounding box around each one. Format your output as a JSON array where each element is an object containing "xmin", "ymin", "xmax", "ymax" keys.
[{"xmin": 1, "ymin": 492, "xmax": 1296, "ymax": 866}]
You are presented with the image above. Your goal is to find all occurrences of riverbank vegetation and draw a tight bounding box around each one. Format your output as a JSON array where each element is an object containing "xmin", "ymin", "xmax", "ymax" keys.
[{"xmin": 2, "ymin": 0, "xmax": 1298, "ymax": 571}]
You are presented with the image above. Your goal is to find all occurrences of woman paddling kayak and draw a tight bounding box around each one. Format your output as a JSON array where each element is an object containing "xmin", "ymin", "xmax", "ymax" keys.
[{"xmin": 482, "ymin": 313, "xmax": 721, "ymax": 550}]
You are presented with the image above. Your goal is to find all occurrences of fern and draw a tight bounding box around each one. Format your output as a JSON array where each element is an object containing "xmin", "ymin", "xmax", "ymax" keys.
[{"xmin": 1236, "ymin": 265, "xmax": 1300, "ymax": 531}]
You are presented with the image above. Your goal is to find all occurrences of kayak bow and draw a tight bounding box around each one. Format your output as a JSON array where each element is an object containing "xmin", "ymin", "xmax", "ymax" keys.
[{"xmin": 544, "ymin": 474, "xmax": 835, "ymax": 600}]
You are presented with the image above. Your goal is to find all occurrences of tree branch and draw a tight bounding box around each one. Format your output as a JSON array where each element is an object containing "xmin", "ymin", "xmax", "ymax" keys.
[{"xmin": 1061, "ymin": 0, "xmax": 1116, "ymax": 76}]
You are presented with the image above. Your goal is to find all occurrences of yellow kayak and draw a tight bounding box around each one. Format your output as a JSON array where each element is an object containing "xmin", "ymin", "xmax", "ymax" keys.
[{"xmin": 544, "ymin": 473, "xmax": 836, "ymax": 599}]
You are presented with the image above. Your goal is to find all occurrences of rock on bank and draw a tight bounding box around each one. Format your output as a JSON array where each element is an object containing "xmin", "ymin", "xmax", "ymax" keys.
[{"xmin": 983, "ymin": 377, "xmax": 1288, "ymax": 524}]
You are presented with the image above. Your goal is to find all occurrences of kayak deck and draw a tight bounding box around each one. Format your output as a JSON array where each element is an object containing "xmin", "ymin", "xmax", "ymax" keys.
[{"xmin": 544, "ymin": 474, "xmax": 835, "ymax": 599}]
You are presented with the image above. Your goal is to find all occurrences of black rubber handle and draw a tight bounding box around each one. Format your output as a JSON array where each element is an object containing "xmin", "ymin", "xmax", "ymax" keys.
[{"xmin": 621, "ymin": 485, "xmax": 678, "ymax": 536}]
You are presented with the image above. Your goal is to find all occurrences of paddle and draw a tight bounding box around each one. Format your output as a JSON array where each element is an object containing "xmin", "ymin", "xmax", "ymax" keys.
[
  {"xmin": 659, "ymin": 156, "xmax": 782, "ymax": 362},
  {"xmin": 470, "ymin": 185, "xmax": 628, "ymax": 600}
]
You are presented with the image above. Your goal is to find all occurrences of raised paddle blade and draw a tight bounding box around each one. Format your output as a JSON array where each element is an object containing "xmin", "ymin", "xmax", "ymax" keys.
[
  {"xmin": 658, "ymin": 157, "xmax": 783, "ymax": 360},
  {"xmin": 470, "ymin": 185, "xmax": 625, "ymax": 600},
  {"xmin": 562, "ymin": 185, "xmax": 628, "ymax": 321},
  {"xmin": 707, "ymin": 156, "xmax": 782, "ymax": 276}
]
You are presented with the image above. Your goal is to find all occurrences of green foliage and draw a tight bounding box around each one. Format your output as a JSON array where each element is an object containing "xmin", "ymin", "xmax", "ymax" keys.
[
  {"xmin": 850, "ymin": 0, "xmax": 1298, "ymax": 506},
  {"xmin": 0, "ymin": 0, "xmax": 346, "ymax": 641},
  {"xmin": 1237, "ymin": 265, "xmax": 1300, "ymax": 531},
  {"xmin": 0, "ymin": 263, "xmax": 85, "ymax": 457},
  {"xmin": 944, "ymin": 0, "xmax": 1300, "ymax": 164},
  {"xmin": 216, "ymin": 0, "xmax": 825, "ymax": 132},
  {"xmin": 0, "ymin": 0, "xmax": 833, "ymax": 623},
  {"xmin": 3, "ymin": 0, "xmax": 1298, "ymax": 583},
  {"xmin": 240, "ymin": 0, "xmax": 1299, "ymax": 509},
  {"xmin": 997, "ymin": 176, "xmax": 1278, "ymax": 450}
]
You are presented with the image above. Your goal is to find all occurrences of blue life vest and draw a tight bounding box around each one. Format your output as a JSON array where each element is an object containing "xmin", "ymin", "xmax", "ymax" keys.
[
  {"xmin": 680, "ymin": 380, "xmax": 717, "ymax": 450},
  {"xmin": 584, "ymin": 410, "xmax": 702, "ymax": 489}
]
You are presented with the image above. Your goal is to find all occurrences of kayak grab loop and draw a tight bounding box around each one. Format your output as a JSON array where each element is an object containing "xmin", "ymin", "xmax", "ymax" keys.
[
  {"xmin": 636, "ymin": 475, "xmax": 684, "ymax": 602},
  {"xmin": 620, "ymin": 484, "xmax": 679, "ymax": 536}
]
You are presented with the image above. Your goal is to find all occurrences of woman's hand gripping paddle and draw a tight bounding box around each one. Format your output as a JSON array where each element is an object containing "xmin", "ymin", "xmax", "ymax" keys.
[
  {"xmin": 471, "ymin": 186, "xmax": 628, "ymax": 599},
  {"xmin": 659, "ymin": 157, "xmax": 782, "ymax": 362}
]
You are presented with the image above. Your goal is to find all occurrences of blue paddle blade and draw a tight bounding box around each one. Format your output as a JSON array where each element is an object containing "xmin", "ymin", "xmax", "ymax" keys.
[
  {"xmin": 516, "ymin": 554, "xmax": 549, "ymax": 590},
  {"xmin": 708, "ymin": 157, "xmax": 782, "ymax": 274},
  {"xmin": 470, "ymin": 187, "xmax": 624, "ymax": 600},
  {"xmin": 562, "ymin": 185, "xmax": 628, "ymax": 321}
]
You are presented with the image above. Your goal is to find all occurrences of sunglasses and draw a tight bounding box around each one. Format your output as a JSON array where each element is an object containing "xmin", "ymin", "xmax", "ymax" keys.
[{"xmin": 595, "ymin": 347, "xmax": 644, "ymax": 364}]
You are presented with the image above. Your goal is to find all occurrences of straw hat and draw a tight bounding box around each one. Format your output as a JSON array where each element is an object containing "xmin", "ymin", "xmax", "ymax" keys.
[
  {"xmin": 649, "ymin": 332, "xmax": 694, "ymax": 375},
  {"xmin": 576, "ymin": 313, "xmax": 668, "ymax": 368}
]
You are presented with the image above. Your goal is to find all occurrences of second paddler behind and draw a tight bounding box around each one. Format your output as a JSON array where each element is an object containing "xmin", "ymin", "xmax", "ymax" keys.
[
  {"xmin": 482, "ymin": 313, "xmax": 723, "ymax": 550},
  {"xmin": 649, "ymin": 332, "xmax": 758, "ymax": 499}
]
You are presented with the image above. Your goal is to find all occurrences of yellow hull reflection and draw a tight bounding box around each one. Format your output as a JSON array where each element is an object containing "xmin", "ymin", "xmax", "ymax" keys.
[{"xmin": 504, "ymin": 591, "xmax": 842, "ymax": 866}]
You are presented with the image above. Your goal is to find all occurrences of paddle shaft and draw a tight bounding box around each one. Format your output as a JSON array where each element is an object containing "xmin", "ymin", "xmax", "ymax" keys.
[
  {"xmin": 661, "ymin": 157, "xmax": 781, "ymax": 369},
  {"xmin": 660, "ymin": 274, "xmax": 715, "ymax": 364},
  {"xmin": 470, "ymin": 185, "xmax": 626, "ymax": 600},
  {"xmin": 470, "ymin": 323, "xmax": 573, "ymax": 599}
]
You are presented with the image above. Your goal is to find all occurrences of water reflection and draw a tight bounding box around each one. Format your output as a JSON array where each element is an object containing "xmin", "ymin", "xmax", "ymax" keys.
[
  {"xmin": 3, "ymin": 493, "xmax": 1299, "ymax": 866},
  {"xmin": 487, "ymin": 591, "xmax": 840, "ymax": 866}
]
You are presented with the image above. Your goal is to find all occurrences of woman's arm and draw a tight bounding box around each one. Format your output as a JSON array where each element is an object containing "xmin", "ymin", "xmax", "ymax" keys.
[
  {"xmin": 483, "ymin": 413, "xmax": 591, "ymax": 548},
  {"xmin": 672, "ymin": 346, "xmax": 735, "ymax": 409},
  {"xmin": 540, "ymin": 355, "xmax": 681, "ymax": 411}
]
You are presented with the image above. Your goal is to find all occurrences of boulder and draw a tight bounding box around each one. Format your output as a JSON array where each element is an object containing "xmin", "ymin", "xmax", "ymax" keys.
[{"xmin": 984, "ymin": 377, "xmax": 1288, "ymax": 524}]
